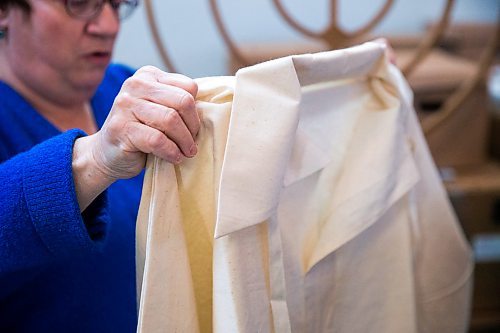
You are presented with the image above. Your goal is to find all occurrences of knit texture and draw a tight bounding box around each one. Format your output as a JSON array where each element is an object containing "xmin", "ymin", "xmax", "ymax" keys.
[
  {"xmin": 24, "ymin": 129, "xmax": 108, "ymax": 255},
  {"xmin": 0, "ymin": 64, "xmax": 143, "ymax": 332}
]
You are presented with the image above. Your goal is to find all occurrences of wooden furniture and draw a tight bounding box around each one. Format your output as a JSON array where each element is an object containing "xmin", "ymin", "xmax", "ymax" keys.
[{"xmin": 444, "ymin": 163, "xmax": 500, "ymax": 332}]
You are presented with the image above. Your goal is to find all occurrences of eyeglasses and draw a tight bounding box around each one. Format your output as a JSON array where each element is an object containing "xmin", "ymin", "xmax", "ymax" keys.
[{"xmin": 63, "ymin": 0, "xmax": 139, "ymax": 21}]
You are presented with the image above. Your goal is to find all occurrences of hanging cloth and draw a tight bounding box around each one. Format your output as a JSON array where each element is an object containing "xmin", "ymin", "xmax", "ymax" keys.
[{"xmin": 136, "ymin": 42, "xmax": 473, "ymax": 333}]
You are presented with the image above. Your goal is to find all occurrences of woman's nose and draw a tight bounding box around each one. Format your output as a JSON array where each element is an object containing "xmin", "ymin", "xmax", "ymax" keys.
[{"xmin": 86, "ymin": 2, "xmax": 120, "ymax": 38}]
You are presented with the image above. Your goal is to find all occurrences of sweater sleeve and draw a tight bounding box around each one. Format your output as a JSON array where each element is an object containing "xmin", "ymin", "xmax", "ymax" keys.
[{"xmin": 0, "ymin": 129, "xmax": 109, "ymax": 275}]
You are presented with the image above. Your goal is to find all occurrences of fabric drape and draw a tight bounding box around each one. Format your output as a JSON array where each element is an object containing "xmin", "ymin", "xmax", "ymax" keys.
[{"xmin": 136, "ymin": 42, "xmax": 473, "ymax": 333}]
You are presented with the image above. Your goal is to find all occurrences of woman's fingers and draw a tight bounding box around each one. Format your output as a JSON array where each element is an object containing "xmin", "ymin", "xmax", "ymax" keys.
[
  {"xmin": 129, "ymin": 99, "xmax": 197, "ymax": 158},
  {"xmin": 153, "ymin": 70, "xmax": 198, "ymax": 97},
  {"xmin": 94, "ymin": 66, "xmax": 201, "ymax": 181},
  {"xmin": 128, "ymin": 66, "xmax": 200, "ymax": 138},
  {"xmin": 124, "ymin": 121, "xmax": 183, "ymax": 164},
  {"xmin": 71, "ymin": 67, "xmax": 199, "ymax": 210}
]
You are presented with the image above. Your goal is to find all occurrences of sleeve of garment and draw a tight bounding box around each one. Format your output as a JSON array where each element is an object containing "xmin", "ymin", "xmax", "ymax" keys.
[{"xmin": 0, "ymin": 129, "xmax": 109, "ymax": 275}]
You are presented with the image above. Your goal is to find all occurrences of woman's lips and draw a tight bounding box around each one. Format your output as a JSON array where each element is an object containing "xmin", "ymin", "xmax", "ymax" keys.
[{"xmin": 85, "ymin": 51, "xmax": 112, "ymax": 66}]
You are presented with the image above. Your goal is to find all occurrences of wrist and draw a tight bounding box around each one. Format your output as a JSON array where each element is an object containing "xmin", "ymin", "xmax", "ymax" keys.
[{"xmin": 72, "ymin": 135, "xmax": 116, "ymax": 212}]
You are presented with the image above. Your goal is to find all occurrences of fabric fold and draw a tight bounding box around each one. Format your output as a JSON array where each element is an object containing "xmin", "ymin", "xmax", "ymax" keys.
[
  {"xmin": 136, "ymin": 157, "xmax": 200, "ymax": 333},
  {"xmin": 215, "ymin": 42, "xmax": 390, "ymax": 239},
  {"xmin": 136, "ymin": 41, "xmax": 472, "ymax": 333},
  {"xmin": 214, "ymin": 57, "xmax": 302, "ymax": 238}
]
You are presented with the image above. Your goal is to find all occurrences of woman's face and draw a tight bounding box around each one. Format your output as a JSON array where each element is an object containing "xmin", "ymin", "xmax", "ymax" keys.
[{"xmin": 0, "ymin": 0, "xmax": 120, "ymax": 105}]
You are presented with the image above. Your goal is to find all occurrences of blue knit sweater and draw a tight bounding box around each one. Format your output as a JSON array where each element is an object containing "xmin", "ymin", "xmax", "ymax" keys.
[{"xmin": 0, "ymin": 64, "xmax": 143, "ymax": 332}]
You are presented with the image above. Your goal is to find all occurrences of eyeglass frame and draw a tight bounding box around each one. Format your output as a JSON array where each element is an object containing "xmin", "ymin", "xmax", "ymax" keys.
[{"xmin": 62, "ymin": 0, "xmax": 139, "ymax": 21}]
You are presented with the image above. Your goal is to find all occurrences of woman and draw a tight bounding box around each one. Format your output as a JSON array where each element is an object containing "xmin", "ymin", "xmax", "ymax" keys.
[{"xmin": 0, "ymin": 0, "xmax": 199, "ymax": 331}]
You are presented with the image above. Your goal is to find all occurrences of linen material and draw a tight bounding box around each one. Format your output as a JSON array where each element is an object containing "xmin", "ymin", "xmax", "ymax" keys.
[
  {"xmin": 392, "ymin": 66, "xmax": 474, "ymax": 332},
  {"xmin": 137, "ymin": 77, "xmax": 234, "ymax": 333},
  {"xmin": 136, "ymin": 157, "xmax": 199, "ymax": 333},
  {"xmin": 136, "ymin": 42, "xmax": 473, "ymax": 332}
]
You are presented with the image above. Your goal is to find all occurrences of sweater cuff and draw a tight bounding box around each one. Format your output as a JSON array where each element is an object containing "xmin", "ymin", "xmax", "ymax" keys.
[{"xmin": 22, "ymin": 129, "xmax": 109, "ymax": 257}]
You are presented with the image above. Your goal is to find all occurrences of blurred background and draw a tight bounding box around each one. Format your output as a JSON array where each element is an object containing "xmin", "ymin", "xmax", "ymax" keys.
[
  {"xmin": 113, "ymin": 1, "xmax": 499, "ymax": 332},
  {"xmin": 113, "ymin": 0, "xmax": 497, "ymax": 77}
]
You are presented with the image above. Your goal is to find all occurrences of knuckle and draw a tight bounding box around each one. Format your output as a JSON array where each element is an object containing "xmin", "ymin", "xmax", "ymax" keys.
[
  {"xmin": 123, "ymin": 121, "xmax": 135, "ymax": 137},
  {"xmin": 147, "ymin": 131, "xmax": 166, "ymax": 151},
  {"xmin": 167, "ymin": 73, "xmax": 197, "ymax": 96},
  {"xmin": 137, "ymin": 65, "xmax": 159, "ymax": 74},
  {"xmin": 113, "ymin": 92, "xmax": 134, "ymax": 109},
  {"xmin": 110, "ymin": 117, "xmax": 126, "ymax": 133},
  {"xmin": 106, "ymin": 118, "xmax": 120, "ymax": 134},
  {"xmin": 122, "ymin": 76, "xmax": 147, "ymax": 91},
  {"xmin": 103, "ymin": 117, "xmax": 126, "ymax": 145},
  {"xmin": 161, "ymin": 109, "xmax": 181, "ymax": 128}
]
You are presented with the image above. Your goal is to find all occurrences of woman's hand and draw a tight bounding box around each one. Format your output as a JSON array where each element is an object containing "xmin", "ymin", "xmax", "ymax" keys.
[{"xmin": 73, "ymin": 66, "xmax": 200, "ymax": 211}]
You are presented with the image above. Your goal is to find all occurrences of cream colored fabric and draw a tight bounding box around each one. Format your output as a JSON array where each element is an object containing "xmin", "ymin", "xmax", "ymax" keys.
[{"xmin": 136, "ymin": 42, "xmax": 473, "ymax": 333}]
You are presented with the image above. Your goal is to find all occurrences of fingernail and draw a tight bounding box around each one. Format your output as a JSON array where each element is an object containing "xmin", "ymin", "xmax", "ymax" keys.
[{"xmin": 189, "ymin": 144, "xmax": 197, "ymax": 157}]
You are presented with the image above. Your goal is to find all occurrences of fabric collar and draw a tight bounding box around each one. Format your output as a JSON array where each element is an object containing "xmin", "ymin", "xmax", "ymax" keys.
[{"xmin": 214, "ymin": 43, "xmax": 420, "ymax": 255}]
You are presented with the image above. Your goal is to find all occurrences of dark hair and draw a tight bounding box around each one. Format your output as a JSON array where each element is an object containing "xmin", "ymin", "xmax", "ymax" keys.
[{"xmin": 0, "ymin": 0, "xmax": 31, "ymax": 12}]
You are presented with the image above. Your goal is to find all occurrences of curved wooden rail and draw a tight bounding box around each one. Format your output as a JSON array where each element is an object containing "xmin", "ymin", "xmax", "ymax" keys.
[
  {"xmin": 271, "ymin": 0, "xmax": 395, "ymax": 47},
  {"xmin": 145, "ymin": 0, "xmax": 498, "ymax": 136},
  {"xmin": 146, "ymin": 0, "xmax": 453, "ymax": 73},
  {"xmin": 144, "ymin": 0, "xmax": 179, "ymax": 72},
  {"xmin": 402, "ymin": 0, "xmax": 455, "ymax": 76},
  {"xmin": 422, "ymin": 19, "xmax": 500, "ymax": 135},
  {"xmin": 208, "ymin": 0, "xmax": 251, "ymax": 67},
  {"xmin": 270, "ymin": 0, "xmax": 325, "ymax": 40}
]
